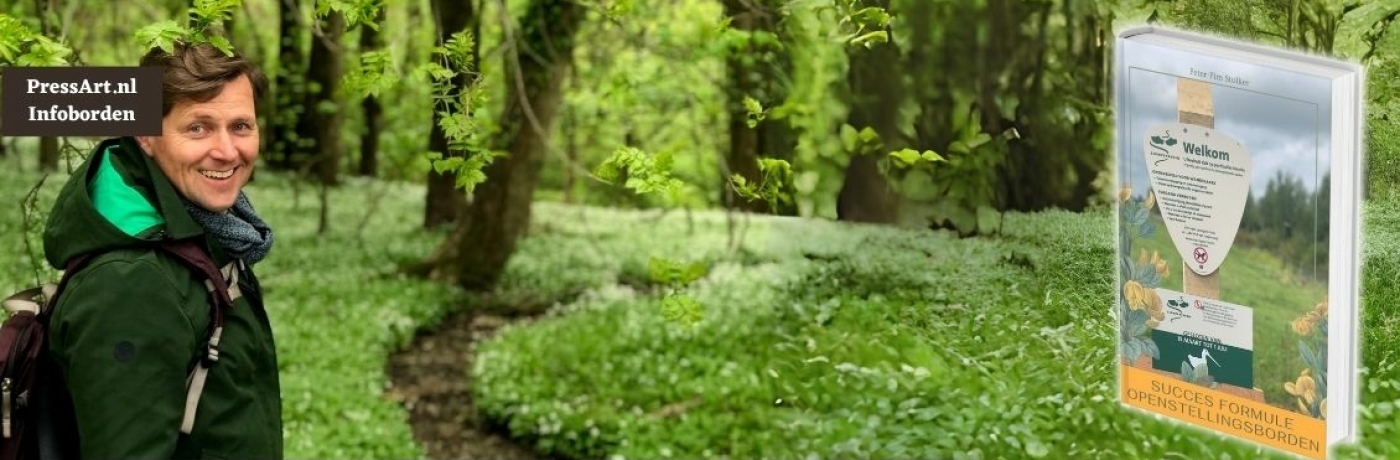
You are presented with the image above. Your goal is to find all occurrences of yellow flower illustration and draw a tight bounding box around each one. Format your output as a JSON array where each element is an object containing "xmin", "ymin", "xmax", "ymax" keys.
[
  {"xmin": 1145, "ymin": 190, "xmax": 1156, "ymax": 209},
  {"xmin": 1290, "ymin": 299, "xmax": 1329, "ymax": 336},
  {"xmin": 1284, "ymin": 368, "xmax": 1318, "ymax": 408},
  {"xmin": 1155, "ymin": 258, "xmax": 1170, "ymax": 279},
  {"xmin": 1145, "ymin": 289, "xmax": 1165, "ymax": 321},
  {"xmin": 1291, "ymin": 317, "xmax": 1316, "ymax": 336},
  {"xmin": 1119, "ymin": 185, "xmax": 1131, "ymax": 202},
  {"xmin": 1320, "ymin": 398, "xmax": 1327, "ymax": 419},
  {"xmin": 1146, "ymin": 318, "xmax": 1160, "ymax": 329},
  {"xmin": 1138, "ymin": 248, "xmax": 1149, "ymax": 267},
  {"xmin": 1123, "ymin": 280, "xmax": 1147, "ymax": 311}
]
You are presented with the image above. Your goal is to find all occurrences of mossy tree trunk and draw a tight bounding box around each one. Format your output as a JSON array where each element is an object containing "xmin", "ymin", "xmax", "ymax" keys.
[
  {"xmin": 421, "ymin": 0, "xmax": 586, "ymax": 290},
  {"xmin": 39, "ymin": 138, "xmax": 59, "ymax": 172},
  {"xmin": 836, "ymin": 0, "xmax": 903, "ymax": 224},
  {"xmin": 358, "ymin": 6, "xmax": 385, "ymax": 178},
  {"xmin": 721, "ymin": 0, "xmax": 795, "ymax": 214},
  {"xmin": 271, "ymin": 0, "xmax": 308, "ymax": 171},
  {"xmin": 306, "ymin": 11, "xmax": 345, "ymax": 186},
  {"xmin": 422, "ymin": 0, "xmax": 478, "ymax": 228}
]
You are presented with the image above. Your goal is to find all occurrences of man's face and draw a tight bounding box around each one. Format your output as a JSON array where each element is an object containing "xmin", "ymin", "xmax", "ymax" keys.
[{"xmin": 137, "ymin": 75, "xmax": 259, "ymax": 213}]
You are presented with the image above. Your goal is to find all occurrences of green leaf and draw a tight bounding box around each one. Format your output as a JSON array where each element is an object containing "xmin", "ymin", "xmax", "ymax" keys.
[
  {"xmin": 206, "ymin": 34, "xmax": 234, "ymax": 56},
  {"xmin": 648, "ymin": 257, "xmax": 674, "ymax": 284},
  {"xmin": 920, "ymin": 150, "xmax": 945, "ymax": 162},
  {"xmin": 743, "ymin": 96, "xmax": 765, "ymax": 128},
  {"xmin": 1299, "ymin": 340, "xmax": 1321, "ymax": 373},
  {"xmin": 425, "ymin": 63, "xmax": 455, "ymax": 82},
  {"xmin": 454, "ymin": 169, "xmax": 487, "ymax": 191},
  {"xmin": 731, "ymin": 174, "xmax": 751, "ymax": 191},
  {"xmin": 1138, "ymin": 220, "xmax": 1155, "ymax": 239},
  {"xmin": 654, "ymin": 150, "xmax": 674, "ymax": 174},
  {"xmin": 679, "ymin": 261, "xmax": 708, "ymax": 285},
  {"xmin": 849, "ymin": 30, "xmax": 888, "ymax": 48},
  {"xmin": 945, "ymin": 206, "xmax": 976, "ymax": 235},
  {"xmin": 1131, "ymin": 206, "xmax": 1149, "ymax": 226},
  {"xmin": 1128, "ymin": 309, "xmax": 1148, "ymax": 325},
  {"xmin": 889, "ymin": 149, "xmax": 921, "ymax": 167},
  {"xmin": 1125, "ymin": 340, "xmax": 1142, "ymax": 362},
  {"xmin": 135, "ymin": 20, "xmax": 188, "ymax": 54},
  {"xmin": 1025, "ymin": 440, "xmax": 1049, "ymax": 458},
  {"xmin": 16, "ymin": 37, "xmax": 72, "ymax": 66},
  {"xmin": 660, "ymin": 292, "xmax": 704, "ymax": 326},
  {"xmin": 840, "ymin": 124, "xmax": 859, "ymax": 152},
  {"xmin": 1130, "ymin": 321, "xmax": 1147, "ymax": 338},
  {"xmin": 190, "ymin": 0, "xmax": 239, "ymax": 32},
  {"xmin": 432, "ymin": 157, "xmax": 464, "ymax": 174},
  {"xmin": 593, "ymin": 162, "xmax": 620, "ymax": 183},
  {"xmin": 964, "ymin": 133, "xmax": 993, "ymax": 150},
  {"xmin": 858, "ymin": 127, "xmax": 880, "ymax": 145}
]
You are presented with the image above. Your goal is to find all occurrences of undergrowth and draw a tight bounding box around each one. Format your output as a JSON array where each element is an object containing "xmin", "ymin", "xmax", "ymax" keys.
[{"xmin": 2, "ymin": 150, "xmax": 1397, "ymax": 459}]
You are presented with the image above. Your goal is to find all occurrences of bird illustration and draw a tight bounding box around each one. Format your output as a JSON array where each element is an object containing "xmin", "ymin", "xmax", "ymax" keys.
[{"xmin": 1187, "ymin": 348, "xmax": 1220, "ymax": 370}]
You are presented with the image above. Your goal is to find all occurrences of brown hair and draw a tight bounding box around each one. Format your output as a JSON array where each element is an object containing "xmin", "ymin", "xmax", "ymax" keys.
[{"xmin": 140, "ymin": 42, "xmax": 267, "ymax": 117}]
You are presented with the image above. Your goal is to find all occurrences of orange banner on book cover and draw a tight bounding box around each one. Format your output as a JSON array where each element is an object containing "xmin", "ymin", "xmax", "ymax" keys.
[{"xmin": 1120, "ymin": 364, "xmax": 1326, "ymax": 459}]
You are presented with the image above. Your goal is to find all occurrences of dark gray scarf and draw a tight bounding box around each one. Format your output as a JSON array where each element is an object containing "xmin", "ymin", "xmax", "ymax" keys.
[{"xmin": 182, "ymin": 192, "xmax": 274, "ymax": 265}]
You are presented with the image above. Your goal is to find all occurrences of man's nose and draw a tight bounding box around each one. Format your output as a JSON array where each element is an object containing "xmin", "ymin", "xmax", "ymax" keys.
[{"xmin": 210, "ymin": 130, "xmax": 238, "ymax": 161}]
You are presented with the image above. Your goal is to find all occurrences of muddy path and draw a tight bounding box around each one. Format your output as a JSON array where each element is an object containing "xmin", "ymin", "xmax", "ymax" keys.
[{"xmin": 386, "ymin": 309, "xmax": 560, "ymax": 460}]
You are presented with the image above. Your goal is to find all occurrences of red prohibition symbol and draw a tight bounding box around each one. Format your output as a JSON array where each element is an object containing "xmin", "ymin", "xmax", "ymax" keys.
[{"xmin": 1193, "ymin": 247, "xmax": 1209, "ymax": 265}]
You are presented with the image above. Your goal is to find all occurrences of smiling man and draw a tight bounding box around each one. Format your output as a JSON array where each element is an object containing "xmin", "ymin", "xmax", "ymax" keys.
[{"xmin": 39, "ymin": 42, "xmax": 282, "ymax": 459}]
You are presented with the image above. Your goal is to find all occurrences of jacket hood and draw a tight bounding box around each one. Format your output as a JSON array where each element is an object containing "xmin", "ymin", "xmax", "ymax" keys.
[{"xmin": 43, "ymin": 137, "xmax": 212, "ymax": 270}]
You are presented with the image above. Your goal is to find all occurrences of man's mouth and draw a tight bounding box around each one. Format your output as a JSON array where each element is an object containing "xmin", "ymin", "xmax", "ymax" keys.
[{"xmin": 200, "ymin": 166, "xmax": 238, "ymax": 180}]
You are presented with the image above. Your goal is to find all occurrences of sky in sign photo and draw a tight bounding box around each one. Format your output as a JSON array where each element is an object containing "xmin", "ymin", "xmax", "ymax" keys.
[{"xmin": 1118, "ymin": 58, "xmax": 1334, "ymax": 200}]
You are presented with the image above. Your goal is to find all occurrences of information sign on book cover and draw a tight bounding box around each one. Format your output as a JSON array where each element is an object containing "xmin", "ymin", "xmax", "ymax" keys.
[{"xmin": 1114, "ymin": 26, "xmax": 1362, "ymax": 459}]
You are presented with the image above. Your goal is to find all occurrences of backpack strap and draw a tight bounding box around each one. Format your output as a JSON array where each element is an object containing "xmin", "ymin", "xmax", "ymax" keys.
[
  {"xmin": 0, "ymin": 254, "xmax": 95, "ymax": 442},
  {"xmin": 3, "ymin": 253, "xmax": 103, "ymax": 326},
  {"xmin": 153, "ymin": 240, "xmax": 235, "ymax": 435}
]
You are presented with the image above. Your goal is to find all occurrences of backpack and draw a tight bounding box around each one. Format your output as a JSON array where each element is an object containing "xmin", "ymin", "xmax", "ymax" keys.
[{"xmin": 0, "ymin": 239, "xmax": 237, "ymax": 460}]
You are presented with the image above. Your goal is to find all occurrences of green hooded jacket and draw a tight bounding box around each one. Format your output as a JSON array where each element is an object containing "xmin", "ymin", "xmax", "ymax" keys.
[{"xmin": 41, "ymin": 137, "xmax": 282, "ymax": 459}]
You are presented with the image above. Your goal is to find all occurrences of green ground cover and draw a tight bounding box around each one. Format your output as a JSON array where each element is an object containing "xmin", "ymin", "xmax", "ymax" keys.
[
  {"xmin": 474, "ymin": 204, "xmax": 1400, "ymax": 460},
  {"xmin": 1, "ymin": 152, "xmax": 1396, "ymax": 459}
]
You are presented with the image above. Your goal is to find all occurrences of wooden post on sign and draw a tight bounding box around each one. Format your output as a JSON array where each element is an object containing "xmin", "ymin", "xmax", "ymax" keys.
[
  {"xmin": 1175, "ymin": 77, "xmax": 1264, "ymax": 402},
  {"xmin": 1176, "ymin": 78, "xmax": 1222, "ymax": 299}
]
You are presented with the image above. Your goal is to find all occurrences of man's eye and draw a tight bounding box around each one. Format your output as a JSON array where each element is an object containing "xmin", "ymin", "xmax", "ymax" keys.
[{"xmin": 189, "ymin": 124, "xmax": 206, "ymax": 133}]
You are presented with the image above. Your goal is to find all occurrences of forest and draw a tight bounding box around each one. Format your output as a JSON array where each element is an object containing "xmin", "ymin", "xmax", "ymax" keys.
[{"xmin": 2, "ymin": 0, "xmax": 1399, "ymax": 458}]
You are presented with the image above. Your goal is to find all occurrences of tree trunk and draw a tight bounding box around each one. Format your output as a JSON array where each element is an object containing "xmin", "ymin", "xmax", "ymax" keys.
[
  {"xmin": 271, "ymin": 0, "xmax": 307, "ymax": 171},
  {"xmin": 761, "ymin": 112, "xmax": 799, "ymax": 215},
  {"xmin": 35, "ymin": 0, "xmax": 61, "ymax": 173},
  {"xmin": 836, "ymin": 0, "xmax": 902, "ymax": 224},
  {"xmin": 0, "ymin": 97, "xmax": 7, "ymax": 157},
  {"xmin": 720, "ymin": 0, "xmax": 790, "ymax": 214},
  {"xmin": 39, "ymin": 137, "xmax": 60, "ymax": 172},
  {"xmin": 563, "ymin": 105, "xmax": 578, "ymax": 204},
  {"xmin": 0, "ymin": 92, "xmax": 5, "ymax": 157},
  {"xmin": 423, "ymin": 0, "xmax": 586, "ymax": 290},
  {"xmin": 422, "ymin": 0, "xmax": 478, "ymax": 228},
  {"xmin": 358, "ymin": 7, "xmax": 384, "ymax": 177},
  {"xmin": 307, "ymin": 11, "xmax": 346, "ymax": 186}
]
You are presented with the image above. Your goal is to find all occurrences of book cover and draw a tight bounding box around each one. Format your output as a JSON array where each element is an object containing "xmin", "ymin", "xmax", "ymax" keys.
[{"xmin": 1114, "ymin": 26, "xmax": 1363, "ymax": 459}]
